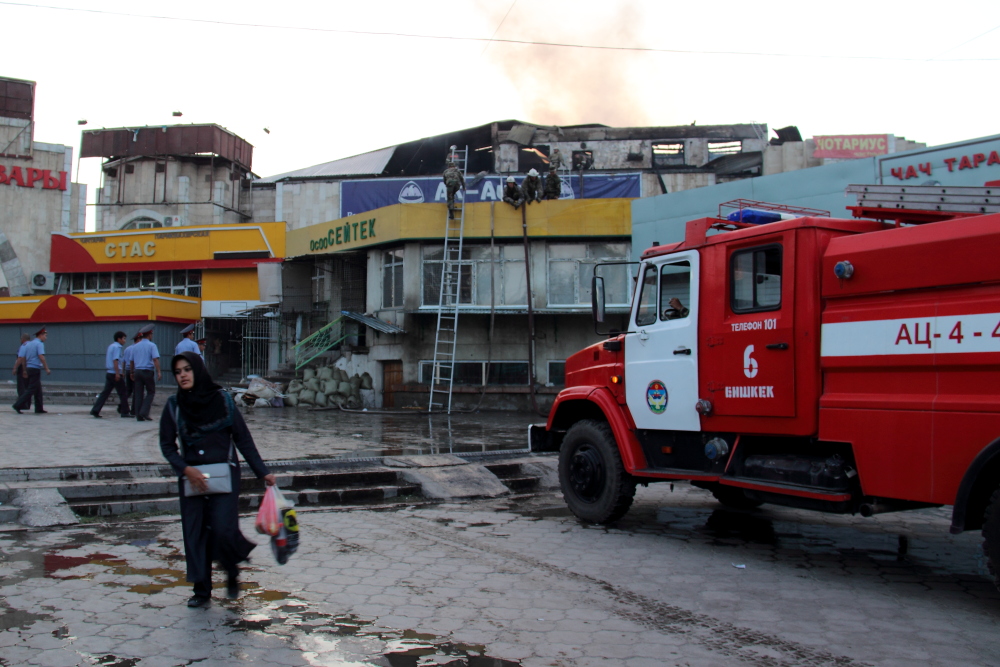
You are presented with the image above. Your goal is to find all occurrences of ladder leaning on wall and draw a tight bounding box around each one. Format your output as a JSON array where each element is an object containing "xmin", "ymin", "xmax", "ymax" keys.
[{"xmin": 428, "ymin": 145, "xmax": 468, "ymax": 414}]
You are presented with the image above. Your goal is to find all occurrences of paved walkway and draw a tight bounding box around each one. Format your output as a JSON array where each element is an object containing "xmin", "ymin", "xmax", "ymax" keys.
[
  {"xmin": 0, "ymin": 485, "xmax": 997, "ymax": 666},
  {"xmin": 0, "ymin": 403, "xmax": 537, "ymax": 470}
]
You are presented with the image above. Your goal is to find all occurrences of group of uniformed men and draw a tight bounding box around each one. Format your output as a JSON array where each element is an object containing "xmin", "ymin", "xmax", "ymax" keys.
[
  {"xmin": 500, "ymin": 168, "xmax": 563, "ymax": 210},
  {"xmin": 9, "ymin": 324, "xmax": 205, "ymax": 421},
  {"xmin": 442, "ymin": 156, "xmax": 565, "ymax": 219}
]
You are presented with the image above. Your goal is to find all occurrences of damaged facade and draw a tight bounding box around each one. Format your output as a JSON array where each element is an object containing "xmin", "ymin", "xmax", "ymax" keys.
[{"xmin": 267, "ymin": 120, "xmax": 775, "ymax": 410}]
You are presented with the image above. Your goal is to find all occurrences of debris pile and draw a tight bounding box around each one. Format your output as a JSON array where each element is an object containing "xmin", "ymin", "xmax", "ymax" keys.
[{"xmin": 234, "ymin": 377, "xmax": 286, "ymax": 408}]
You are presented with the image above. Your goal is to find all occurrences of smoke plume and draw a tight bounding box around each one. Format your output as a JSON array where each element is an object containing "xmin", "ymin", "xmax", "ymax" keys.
[{"xmin": 478, "ymin": 1, "xmax": 655, "ymax": 127}]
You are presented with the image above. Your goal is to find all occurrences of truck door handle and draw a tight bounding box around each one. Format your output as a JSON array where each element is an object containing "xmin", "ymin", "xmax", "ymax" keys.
[
  {"xmin": 638, "ymin": 330, "xmax": 649, "ymax": 341},
  {"xmin": 766, "ymin": 342, "xmax": 789, "ymax": 350},
  {"xmin": 673, "ymin": 347, "xmax": 691, "ymax": 355}
]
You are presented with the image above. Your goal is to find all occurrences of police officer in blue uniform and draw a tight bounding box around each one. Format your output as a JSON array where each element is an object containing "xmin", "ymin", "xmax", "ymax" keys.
[
  {"xmin": 13, "ymin": 326, "xmax": 50, "ymax": 414},
  {"xmin": 175, "ymin": 323, "xmax": 200, "ymax": 357},
  {"xmin": 11, "ymin": 333, "xmax": 31, "ymax": 410},
  {"xmin": 122, "ymin": 331, "xmax": 142, "ymax": 415},
  {"xmin": 131, "ymin": 324, "xmax": 162, "ymax": 421},
  {"xmin": 91, "ymin": 331, "xmax": 129, "ymax": 418}
]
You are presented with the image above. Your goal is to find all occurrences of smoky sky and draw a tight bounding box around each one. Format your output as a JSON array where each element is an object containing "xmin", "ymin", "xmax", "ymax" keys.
[{"xmin": 477, "ymin": 1, "xmax": 656, "ymax": 127}]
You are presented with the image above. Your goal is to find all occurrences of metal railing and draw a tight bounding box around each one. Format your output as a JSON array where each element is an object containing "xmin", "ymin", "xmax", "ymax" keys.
[{"xmin": 293, "ymin": 316, "xmax": 348, "ymax": 370}]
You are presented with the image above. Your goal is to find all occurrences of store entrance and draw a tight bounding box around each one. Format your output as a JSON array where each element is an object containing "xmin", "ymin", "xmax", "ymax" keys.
[{"xmin": 203, "ymin": 318, "xmax": 243, "ymax": 381}]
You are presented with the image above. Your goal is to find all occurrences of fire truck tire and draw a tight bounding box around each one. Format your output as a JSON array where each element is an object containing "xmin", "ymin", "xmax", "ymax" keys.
[
  {"xmin": 982, "ymin": 487, "xmax": 1000, "ymax": 591},
  {"xmin": 710, "ymin": 486, "xmax": 764, "ymax": 510},
  {"xmin": 559, "ymin": 420, "xmax": 636, "ymax": 524}
]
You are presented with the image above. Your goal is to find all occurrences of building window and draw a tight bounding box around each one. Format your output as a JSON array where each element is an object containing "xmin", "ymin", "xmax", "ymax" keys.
[
  {"xmin": 121, "ymin": 217, "xmax": 163, "ymax": 230},
  {"xmin": 311, "ymin": 262, "xmax": 327, "ymax": 305},
  {"xmin": 64, "ymin": 270, "xmax": 202, "ymax": 297},
  {"xmin": 547, "ymin": 242, "xmax": 631, "ymax": 307},
  {"xmin": 419, "ymin": 361, "xmax": 530, "ymax": 386},
  {"xmin": 731, "ymin": 245, "xmax": 782, "ymax": 313},
  {"xmin": 422, "ymin": 244, "xmax": 527, "ymax": 307},
  {"xmin": 652, "ymin": 142, "xmax": 685, "ymax": 167},
  {"xmin": 382, "ymin": 248, "xmax": 404, "ymax": 309},
  {"xmin": 548, "ymin": 361, "xmax": 566, "ymax": 386},
  {"xmin": 708, "ymin": 141, "xmax": 742, "ymax": 157}
]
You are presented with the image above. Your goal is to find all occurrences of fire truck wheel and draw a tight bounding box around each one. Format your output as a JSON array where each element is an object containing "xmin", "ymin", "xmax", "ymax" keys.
[
  {"xmin": 982, "ymin": 487, "xmax": 1000, "ymax": 590},
  {"xmin": 559, "ymin": 420, "xmax": 636, "ymax": 524},
  {"xmin": 710, "ymin": 485, "xmax": 764, "ymax": 510}
]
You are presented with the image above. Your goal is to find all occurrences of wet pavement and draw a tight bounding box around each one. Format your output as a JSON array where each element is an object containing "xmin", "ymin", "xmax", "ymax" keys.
[
  {"xmin": 2, "ymin": 483, "xmax": 998, "ymax": 666},
  {"xmin": 0, "ymin": 405, "xmax": 536, "ymax": 470}
]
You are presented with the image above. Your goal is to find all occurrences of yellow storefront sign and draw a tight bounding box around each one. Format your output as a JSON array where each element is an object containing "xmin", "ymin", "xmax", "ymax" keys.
[{"xmin": 286, "ymin": 199, "xmax": 632, "ymax": 257}]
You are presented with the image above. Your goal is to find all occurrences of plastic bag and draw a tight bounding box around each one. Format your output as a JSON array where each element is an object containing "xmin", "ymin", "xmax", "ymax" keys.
[
  {"xmin": 255, "ymin": 486, "xmax": 284, "ymax": 536},
  {"xmin": 270, "ymin": 505, "xmax": 300, "ymax": 565}
]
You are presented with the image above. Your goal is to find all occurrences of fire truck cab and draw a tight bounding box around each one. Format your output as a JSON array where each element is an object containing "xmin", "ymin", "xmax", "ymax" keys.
[{"xmin": 534, "ymin": 191, "xmax": 1000, "ymax": 590}]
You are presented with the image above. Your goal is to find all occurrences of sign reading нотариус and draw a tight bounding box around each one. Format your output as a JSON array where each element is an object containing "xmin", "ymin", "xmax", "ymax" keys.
[{"xmin": 0, "ymin": 165, "xmax": 68, "ymax": 190}]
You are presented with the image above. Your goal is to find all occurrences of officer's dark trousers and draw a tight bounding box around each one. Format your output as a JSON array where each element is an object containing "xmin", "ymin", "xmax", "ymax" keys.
[
  {"xmin": 132, "ymin": 369, "xmax": 156, "ymax": 419},
  {"xmin": 124, "ymin": 374, "xmax": 134, "ymax": 414},
  {"xmin": 13, "ymin": 368, "xmax": 43, "ymax": 412},
  {"xmin": 180, "ymin": 469, "xmax": 254, "ymax": 597},
  {"xmin": 15, "ymin": 370, "xmax": 31, "ymax": 410},
  {"xmin": 92, "ymin": 372, "xmax": 128, "ymax": 416}
]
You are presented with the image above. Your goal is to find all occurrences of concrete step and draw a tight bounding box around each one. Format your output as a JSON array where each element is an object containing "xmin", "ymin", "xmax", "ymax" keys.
[
  {"xmin": 68, "ymin": 483, "xmax": 421, "ymax": 518},
  {"xmin": 57, "ymin": 467, "xmax": 421, "ymax": 517},
  {"xmin": 0, "ymin": 506, "xmax": 20, "ymax": 523},
  {"xmin": 485, "ymin": 462, "xmax": 542, "ymax": 494}
]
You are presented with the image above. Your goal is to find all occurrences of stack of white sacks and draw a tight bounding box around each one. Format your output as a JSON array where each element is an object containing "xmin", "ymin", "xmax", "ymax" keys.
[{"xmin": 284, "ymin": 366, "xmax": 374, "ymax": 409}]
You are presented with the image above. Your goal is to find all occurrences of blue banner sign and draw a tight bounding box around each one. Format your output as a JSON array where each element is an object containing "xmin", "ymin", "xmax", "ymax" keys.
[{"xmin": 340, "ymin": 173, "xmax": 641, "ymax": 217}]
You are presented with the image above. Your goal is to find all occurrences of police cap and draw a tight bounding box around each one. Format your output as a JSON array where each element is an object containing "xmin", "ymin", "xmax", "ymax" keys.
[
  {"xmin": 180, "ymin": 323, "xmax": 195, "ymax": 335},
  {"xmin": 139, "ymin": 324, "xmax": 155, "ymax": 336},
  {"xmin": 34, "ymin": 326, "xmax": 47, "ymax": 337}
]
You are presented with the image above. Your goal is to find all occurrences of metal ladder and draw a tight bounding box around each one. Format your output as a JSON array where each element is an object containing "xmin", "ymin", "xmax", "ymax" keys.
[{"xmin": 429, "ymin": 146, "xmax": 468, "ymax": 414}]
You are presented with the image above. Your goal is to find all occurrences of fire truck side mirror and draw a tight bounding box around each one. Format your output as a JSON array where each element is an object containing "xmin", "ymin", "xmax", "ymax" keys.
[{"xmin": 592, "ymin": 275, "xmax": 606, "ymax": 324}]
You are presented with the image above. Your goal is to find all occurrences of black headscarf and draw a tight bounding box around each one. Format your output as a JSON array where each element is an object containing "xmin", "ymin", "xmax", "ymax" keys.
[{"xmin": 170, "ymin": 352, "xmax": 234, "ymax": 447}]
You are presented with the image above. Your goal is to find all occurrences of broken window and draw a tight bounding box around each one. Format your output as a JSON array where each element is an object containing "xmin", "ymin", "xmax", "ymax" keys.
[
  {"xmin": 652, "ymin": 142, "xmax": 685, "ymax": 168},
  {"xmin": 419, "ymin": 361, "xmax": 530, "ymax": 386},
  {"xmin": 708, "ymin": 141, "xmax": 742, "ymax": 156},
  {"xmin": 422, "ymin": 244, "xmax": 526, "ymax": 307},
  {"xmin": 547, "ymin": 242, "xmax": 631, "ymax": 307},
  {"xmin": 518, "ymin": 144, "xmax": 550, "ymax": 173}
]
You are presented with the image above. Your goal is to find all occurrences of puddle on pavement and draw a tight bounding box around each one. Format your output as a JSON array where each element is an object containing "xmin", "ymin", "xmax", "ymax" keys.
[
  {"xmin": 92, "ymin": 656, "xmax": 140, "ymax": 667},
  {"xmin": 224, "ymin": 600, "xmax": 521, "ymax": 666},
  {"xmin": 240, "ymin": 409, "xmax": 535, "ymax": 459},
  {"xmin": 0, "ymin": 603, "xmax": 55, "ymax": 631},
  {"xmin": 1, "ymin": 522, "xmax": 522, "ymax": 666}
]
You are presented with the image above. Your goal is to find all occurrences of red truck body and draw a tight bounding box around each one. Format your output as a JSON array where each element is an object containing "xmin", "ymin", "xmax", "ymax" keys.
[{"xmin": 539, "ymin": 207, "xmax": 1000, "ymax": 560}]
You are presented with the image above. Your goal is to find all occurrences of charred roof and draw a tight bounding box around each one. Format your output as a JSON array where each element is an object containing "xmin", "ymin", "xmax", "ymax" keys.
[{"xmin": 81, "ymin": 124, "xmax": 253, "ymax": 171}]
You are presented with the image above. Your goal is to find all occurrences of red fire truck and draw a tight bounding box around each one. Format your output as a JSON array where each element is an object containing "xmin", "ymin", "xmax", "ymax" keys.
[{"xmin": 532, "ymin": 186, "xmax": 1000, "ymax": 590}]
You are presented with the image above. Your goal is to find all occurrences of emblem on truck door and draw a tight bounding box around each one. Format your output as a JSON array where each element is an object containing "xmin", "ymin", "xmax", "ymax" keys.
[
  {"xmin": 743, "ymin": 345, "xmax": 759, "ymax": 378},
  {"xmin": 646, "ymin": 380, "xmax": 668, "ymax": 414}
]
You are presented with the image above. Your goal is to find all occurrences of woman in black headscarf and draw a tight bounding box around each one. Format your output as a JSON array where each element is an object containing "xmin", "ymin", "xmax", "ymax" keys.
[{"xmin": 160, "ymin": 351, "xmax": 276, "ymax": 608}]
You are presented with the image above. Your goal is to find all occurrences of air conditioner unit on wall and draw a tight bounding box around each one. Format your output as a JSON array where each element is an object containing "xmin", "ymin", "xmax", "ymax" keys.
[
  {"xmin": 31, "ymin": 272, "xmax": 55, "ymax": 292},
  {"xmin": 163, "ymin": 216, "xmax": 182, "ymax": 226}
]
